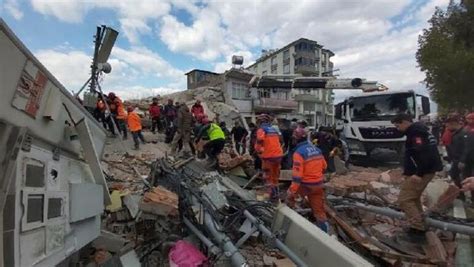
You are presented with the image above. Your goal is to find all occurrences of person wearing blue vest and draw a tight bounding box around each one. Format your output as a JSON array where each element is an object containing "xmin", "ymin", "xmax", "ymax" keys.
[{"xmin": 195, "ymin": 118, "xmax": 226, "ymax": 162}]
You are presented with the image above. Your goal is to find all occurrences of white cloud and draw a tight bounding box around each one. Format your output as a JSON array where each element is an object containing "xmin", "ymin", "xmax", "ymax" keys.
[
  {"xmin": 26, "ymin": 0, "xmax": 451, "ymax": 102},
  {"xmin": 34, "ymin": 45, "xmax": 185, "ymax": 99},
  {"xmin": 112, "ymin": 46, "xmax": 183, "ymax": 80},
  {"xmin": 29, "ymin": 0, "xmax": 171, "ymax": 43},
  {"xmin": 4, "ymin": 0, "xmax": 24, "ymax": 20},
  {"xmin": 119, "ymin": 18, "xmax": 152, "ymax": 44},
  {"xmin": 30, "ymin": 0, "xmax": 87, "ymax": 23},
  {"xmin": 35, "ymin": 49, "xmax": 92, "ymax": 90}
]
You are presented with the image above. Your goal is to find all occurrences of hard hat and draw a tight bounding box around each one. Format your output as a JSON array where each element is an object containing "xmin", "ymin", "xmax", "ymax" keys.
[{"xmin": 108, "ymin": 92, "xmax": 116, "ymax": 99}]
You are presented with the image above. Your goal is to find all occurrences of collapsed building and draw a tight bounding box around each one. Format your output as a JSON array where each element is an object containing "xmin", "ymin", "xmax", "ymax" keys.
[{"xmin": 2, "ymin": 18, "xmax": 474, "ymax": 267}]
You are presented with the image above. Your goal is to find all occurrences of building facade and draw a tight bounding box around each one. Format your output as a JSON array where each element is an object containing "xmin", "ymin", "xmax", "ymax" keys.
[{"xmin": 247, "ymin": 38, "xmax": 335, "ymax": 126}]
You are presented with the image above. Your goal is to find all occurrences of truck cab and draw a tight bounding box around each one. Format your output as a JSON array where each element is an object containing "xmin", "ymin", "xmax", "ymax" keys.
[{"xmin": 335, "ymin": 90, "xmax": 430, "ymax": 160}]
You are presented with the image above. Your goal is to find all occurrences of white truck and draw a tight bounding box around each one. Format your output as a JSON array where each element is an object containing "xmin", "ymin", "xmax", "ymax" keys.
[
  {"xmin": 0, "ymin": 19, "xmax": 111, "ymax": 266},
  {"xmin": 334, "ymin": 90, "xmax": 431, "ymax": 160}
]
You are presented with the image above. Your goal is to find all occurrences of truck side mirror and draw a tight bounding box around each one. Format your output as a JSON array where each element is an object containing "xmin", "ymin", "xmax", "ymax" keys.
[{"xmin": 421, "ymin": 96, "xmax": 430, "ymax": 115}]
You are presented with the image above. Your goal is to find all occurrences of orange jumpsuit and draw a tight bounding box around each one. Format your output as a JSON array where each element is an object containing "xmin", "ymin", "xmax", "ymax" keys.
[
  {"xmin": 255, "ymin": 123, "xmax": 283, "ymax": 194},
  {"xmin": 127, "ymin": 112, "xmax": 142, "ymax": 132},
  {"xmin": 289, "ymin": 140, "xmax": 328, "ymax": 230}
]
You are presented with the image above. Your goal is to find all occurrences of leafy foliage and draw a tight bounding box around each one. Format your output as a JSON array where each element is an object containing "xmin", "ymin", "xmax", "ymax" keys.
[{"xmin": 416, "ymin": 0, "xmax": 474, "ymax": 111}]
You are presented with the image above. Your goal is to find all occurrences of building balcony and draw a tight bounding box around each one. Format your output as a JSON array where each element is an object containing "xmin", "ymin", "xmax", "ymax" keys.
[
  {"xmin": 253, "ymin": 98, "xmax": 298, "ymax": 112},
  {"xmin": 294, "ymin": 94, "xmax": 322, "ymax": 102},
  {"xmin": 294, "ymin": 65, "xmax": 317, "ymax": 75}
]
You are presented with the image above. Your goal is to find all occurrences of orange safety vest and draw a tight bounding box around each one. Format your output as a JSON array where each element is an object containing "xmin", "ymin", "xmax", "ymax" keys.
[
  {"xmin": 113, "ymin": 98, "xmax": 127, "ymax": 119},
  {"xmin": 254, "ymin": 123, "xmax": 283, "ymax": 159},
  {"xmin": 289, "ymin": 141, "xmax": 327, "ymax": 193},
  {"xmin": 127, "ymin": 112, "xmax": 142, "ymax": 132}
]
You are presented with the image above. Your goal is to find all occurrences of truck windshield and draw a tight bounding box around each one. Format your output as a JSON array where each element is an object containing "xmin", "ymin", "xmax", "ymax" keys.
[{"xmin": 350, "ymin": 93, "xmax": 415, "ymax": 121}]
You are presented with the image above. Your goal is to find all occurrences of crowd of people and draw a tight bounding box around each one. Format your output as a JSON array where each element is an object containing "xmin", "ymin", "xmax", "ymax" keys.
[
  {"xmin": 388, "ymin": 112, "xmax": 474, "ymax": 241},
  {"xmin": 89, "ymin": 92, "xmax": 474, "ymax": 235}
]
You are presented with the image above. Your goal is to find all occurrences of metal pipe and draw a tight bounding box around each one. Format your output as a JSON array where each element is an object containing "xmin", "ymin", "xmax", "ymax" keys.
[
  {"xmin": 243, "ymin": 210, "xmax": 308, "ymax": 267},
  {"xmin": 183, "ymin": 217, "xmax": 221, "ymax": 255},
  {"xmin": 337, "ymin": 202, "xmax": 474, "ymax": 236},
  {"xmin": 203, "ymin": 212, "xmax": 248, "ymax": 267}
]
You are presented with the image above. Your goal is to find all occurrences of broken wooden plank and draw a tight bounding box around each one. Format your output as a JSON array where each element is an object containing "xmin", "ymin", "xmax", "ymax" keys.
[{"xmin": 424, "ymin": 231, "xmax": 447, "ymax": 264}]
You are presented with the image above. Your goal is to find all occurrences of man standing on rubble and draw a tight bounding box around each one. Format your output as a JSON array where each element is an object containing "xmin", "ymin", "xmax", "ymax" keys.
[
  {"xmin": 391, "ymin": 113, "xmax": 442, "ymax": 237},
  {"xmin": 460, "ymin": 113, "xmax": 474, "ymax": 199},
  {"xmin": 286, "ymin": 127, "xmax": 328, "ymax": 232},
  {"xmin": 196, "ymin": 118, "xmax": 226, "ymax": 164},
  {"xmin": 191, "ymin": 100, "xmax": 204, "ymax": 118},
  {"xmin": 108, "ymin": 92, "xmax": 128, "ymax": 139},
  {"xmin": 127, "ymin": 106, "xmax": 146, "ymax": 150},
  {"xmin": 149, "ymin": 97, "xmax": 161, "ymax": 134},
  {"xmin": 445, "ymin": 115, "xmax": 467, "ymax": 200},
  {"xmin": 231, "ymin": 121, "xmax": 248, "ymax": 155},
  {"xmin": 170, "ymin": 103, "xmax": 193, "ymax": 156},
  {"xmin": 255, "ymin": 114, "xmax": 283, "ymax": 200},
  {"xmin": 164, "ymin": 99, "xmax": 177, "ymax": 128}
]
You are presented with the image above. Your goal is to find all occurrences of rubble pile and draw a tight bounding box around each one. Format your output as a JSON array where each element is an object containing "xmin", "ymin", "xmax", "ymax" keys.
[
  {"xmin": 217, "ymin": 146, "xmax": 253, "ymax": 171},
  {"xmin": 323, "ymin": 166, "xmax": 465, "ymax": 266}
]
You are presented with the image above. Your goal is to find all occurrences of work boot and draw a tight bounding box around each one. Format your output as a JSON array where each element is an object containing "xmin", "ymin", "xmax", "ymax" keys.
[{"xmin": 133, "ymin": 144, "xmax": 139, "ymax": 150}]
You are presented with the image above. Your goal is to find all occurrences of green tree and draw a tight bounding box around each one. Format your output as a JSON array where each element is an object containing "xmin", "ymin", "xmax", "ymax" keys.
[{"xmin": 416, "ymin": 0, "xmax": 474, "ymax": 111}]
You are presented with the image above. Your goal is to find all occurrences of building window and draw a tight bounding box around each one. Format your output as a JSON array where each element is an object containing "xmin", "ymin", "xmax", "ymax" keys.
[
  {"xmin": 259, "ymin": 89, "xmax": 271, "ymax": 98},
  {"xmin": 27, "ymin": 194, "xmax": 44, "ymax": 223},
  {"xmin": 231, "ymin": 82, "xmax": 248, "ymax": 100},
  {"xmin": 283, "ymin": 64, "xmax": 290, "ymax": 74},
  {"xmin": 283, "ymin": 50, "xmax": 290, "ymax": 60},
  {"xmin": 271, "ymin": 56, "xmax": 277, "ymax": 65},
  {"xmin": 303, "ymin": 102, "xmax": 315, "ymax": 112}
]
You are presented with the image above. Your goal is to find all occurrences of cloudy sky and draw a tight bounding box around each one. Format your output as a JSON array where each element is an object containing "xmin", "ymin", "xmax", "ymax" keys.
[{"xmin": 1, "ymin": 0, "xmax": 448, "ymax": 100}]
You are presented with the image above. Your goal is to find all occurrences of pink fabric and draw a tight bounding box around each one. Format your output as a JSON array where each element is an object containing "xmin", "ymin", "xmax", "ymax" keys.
[{"xmin": 169, "ymin": 240, "xmax": 207, "ymax": 267}]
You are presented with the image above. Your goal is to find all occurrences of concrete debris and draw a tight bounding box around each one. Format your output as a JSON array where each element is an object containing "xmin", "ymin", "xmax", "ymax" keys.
[
  {"xmin": 92, "ymin": 103, "xmax": 469, "ymax": 267},
  {"xmin": 218, "ymin": 147, "xmax": 253, "ymax": 170},
  {"xmin": 140, "ymin": 186, "xmax": 179, "ymax": 216},
  {"xmin": 323, "ymin": 163, "xmax": 467, "ymax": 266}
]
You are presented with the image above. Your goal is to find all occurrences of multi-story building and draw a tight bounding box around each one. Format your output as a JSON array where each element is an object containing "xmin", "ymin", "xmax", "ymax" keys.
[
  {"xmin": 246, "ymin": 38, "xmax": 335, "ymax": 126},
  {"xmin": 185, "ymin": 68, "xmax": 297, "ymax": 126}
]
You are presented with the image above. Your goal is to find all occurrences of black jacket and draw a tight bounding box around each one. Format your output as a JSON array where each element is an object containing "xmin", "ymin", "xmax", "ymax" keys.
[
  {"xmin": 461, "ymin": 127, "xmax": 474, "ymax": 164},
  {"xmin": 403, "ymin": 122, "xmax": 442, "ymax": 176},
  {"xmin": 447, "ymin": 127, "xmax": 467, "ymax": 163}
]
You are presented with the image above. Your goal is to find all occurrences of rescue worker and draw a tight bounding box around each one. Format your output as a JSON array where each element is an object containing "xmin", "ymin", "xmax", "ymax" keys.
[
  {"xmin": 164, "ymin": 99, "xmax": 177, "ymax": 128},
  {"xmin": 94, "ymin": 95, "xmax": 108, "ymax": 129},
  {"xmin": 255, "ymin": 114, "xmax": 283, "ymax": 200},
  {"xmin": 231, "ymin": 121, "xmax": 248, "ymax": 155},
  {"xmin": 391, "ymin": 113, "xmax": 442, "ymax": 238},
  {"xmin": 445, "ymin": 115, "xmax": 467, "ymax": 199},
  {"xmin": 191, "ymin": 100, "xmax": 205, "ymax": 118},
  {"xmin": 286, "ymin": 127, "xmax": 328, "ymax": 232},
  {"xmin": 148, "ymin": 97, "xmax": 161, "ymax": 134},
  {"xmin": 127, "ymin": 106, "xmax": 145, "ymax": 150},
  {"xmin": 460, "ymin": 113, "xmax": 474, "ymax": 199},
  {"xmin": 248, "ymin": 122, "xmax": 262, "ymax": 170},
  {"xmin": 170, "ymin": 103, "xmax": 193, "ymax": 156},
  {"xmin": 108, "ymin": 92, "xmax": 128, "ymax": 139},
  {"xmin": 196, "ymin": 118, "xmax": 226, "ymax": 164}
]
